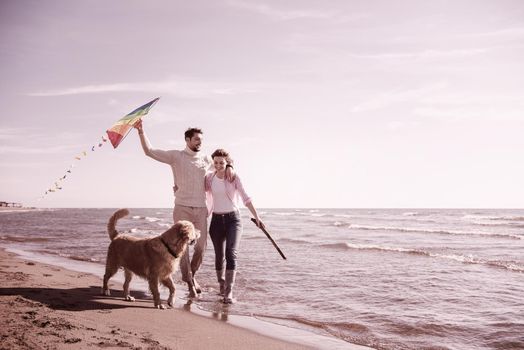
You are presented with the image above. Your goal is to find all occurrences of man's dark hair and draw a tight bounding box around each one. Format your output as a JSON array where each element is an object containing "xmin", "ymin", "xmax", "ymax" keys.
[{"xmin": 184, "ymin": 127, "xmax": 203, "ymax": 140}]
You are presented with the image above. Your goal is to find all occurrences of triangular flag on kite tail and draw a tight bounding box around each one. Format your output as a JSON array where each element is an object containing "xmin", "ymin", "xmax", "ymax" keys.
[{"xmin": 106, "ymin": 97, "xmax": 160, "ymax": 148}]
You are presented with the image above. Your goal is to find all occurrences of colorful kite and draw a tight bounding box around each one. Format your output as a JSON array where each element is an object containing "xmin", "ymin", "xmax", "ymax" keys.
[
  {"xmin": 106, "ymin": 97, "xmax": 160, "ymax": 148},
  {"xmin": 37, "ymin": 97, "xmax": 160, "ymax": 200}
]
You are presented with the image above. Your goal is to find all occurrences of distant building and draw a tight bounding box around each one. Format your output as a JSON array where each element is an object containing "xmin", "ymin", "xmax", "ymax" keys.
[{"xmin": 0, "ymin": 201, "xmax": 22, "ymax": 208}]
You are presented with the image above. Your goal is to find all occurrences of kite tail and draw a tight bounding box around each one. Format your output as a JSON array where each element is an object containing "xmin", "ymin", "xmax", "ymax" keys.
[{"xmin": 107, "ymin": 208, "xmax": 130, "ymax": 241}]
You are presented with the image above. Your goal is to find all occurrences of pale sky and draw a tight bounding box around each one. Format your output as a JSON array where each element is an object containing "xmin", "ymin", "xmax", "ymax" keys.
[{"xmin": 1, "ymin": 0, "xmax": 523, "ymax": 208}]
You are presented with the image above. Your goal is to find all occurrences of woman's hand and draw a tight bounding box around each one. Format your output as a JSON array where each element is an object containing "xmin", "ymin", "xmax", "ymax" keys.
[{"xmin": 254, "ymin": 217, "xmax": 265, "ymax": 230}]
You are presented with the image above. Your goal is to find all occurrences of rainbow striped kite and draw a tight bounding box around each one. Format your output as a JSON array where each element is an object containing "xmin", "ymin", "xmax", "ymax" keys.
[{"xmin": 106, "ymin": 97, "xmax": 160, "ymax": 148}]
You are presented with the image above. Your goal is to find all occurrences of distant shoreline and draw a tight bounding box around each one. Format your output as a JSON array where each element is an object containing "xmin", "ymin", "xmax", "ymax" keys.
[{"xmin": 0, "ymin": 206, "xmax": 38, "ymax": 212}]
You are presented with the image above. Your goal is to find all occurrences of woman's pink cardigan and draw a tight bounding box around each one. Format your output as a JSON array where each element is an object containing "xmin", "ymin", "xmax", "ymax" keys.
[{"xmin": 204, "ymin": 172, "xmax": 252, "ymax": 215}]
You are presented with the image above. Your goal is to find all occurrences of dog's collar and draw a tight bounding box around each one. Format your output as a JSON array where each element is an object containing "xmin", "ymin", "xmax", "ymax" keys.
[{"xmin": 160, "ymin": 238, "xmax": 179, "ymax": 259}]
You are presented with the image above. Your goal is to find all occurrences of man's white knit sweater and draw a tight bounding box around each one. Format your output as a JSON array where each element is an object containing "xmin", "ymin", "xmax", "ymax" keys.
[{"xmin": 139, "ymin": 133, "xmax": 212, "ymax": 207}]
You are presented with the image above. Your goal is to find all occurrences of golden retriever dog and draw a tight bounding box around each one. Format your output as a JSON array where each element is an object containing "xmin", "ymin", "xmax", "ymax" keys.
[{"xmin": 102, "ymin": 208, "xmax": 199, "ymax": 309}]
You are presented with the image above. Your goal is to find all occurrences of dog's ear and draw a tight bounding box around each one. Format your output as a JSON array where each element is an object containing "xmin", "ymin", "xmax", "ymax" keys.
[
  {"xmin": 179, "ymin": 222, "xmax": 195, "ymax": 239},
  {"xmin": 170, "ymin": 220, "xmax": 195, "ymax": 240},
  {"xmin": 162, "ymin": 224, "xmax": 182, "ymax": 242}
]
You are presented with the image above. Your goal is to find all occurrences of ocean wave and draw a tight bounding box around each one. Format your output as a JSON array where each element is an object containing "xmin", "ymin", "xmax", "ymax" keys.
[
  {"xmin": 0, "ymin": 235, "xmax": 51, "ymax": 243},
  {"xmin": 333, "ymin": 221, "xmax": 349, "ymax": 227},
  {"xmin": 243, "ymin": 236, "xmax": 266, "ymax": 240},
  {"xmin": 348, "ymin": 224, "xmax": 522, "ymax": 240},
  {"xmin": 58, "ymin": 253, "xmax": 100, "ymax": 263},
  {"xmin": 320, "ymin": 243, "xmax": 524, "ymax": 272},
  {"xmin": 253, "ymin": 314, "xmax": 373, "ymax": 348},
  {"xmin": 255, "ymin": 314, "xmax": 371, "ymax": 335},
  {"xmin": 278, "ymin": 238, "xmax": 311, "ymax": 245},
  {"xmin": 462, "ymin": 214, "xmax": 489, "ymax": 220},
  {"xmin": 321, "ymin": 242, "xmax": 416, "ymax": 254},
  {"xmin": 463, "ymin": 214, "xmax": 524, "ymax": 222},
  {"xmin": 492, "ymin": 216, "xmax": 524, "ymax": 221},
  {"xmin": 387, "ymin": 320, "xmax": 466, "ymax": 337},
  {"xmin": 273, "ymin": 212, "xmax": 295, "ymax": 216},
  {"xmin": 145, "ymin": 216, "xmax": 161, "ymax": 222},
  {"xmin": 473, "ymin": 222, "xmax": 524, "ymax": 229},
  {"xmin": 122, "ymin": 228, "xmax": 158, "ymax": 237},
  {"xmin": 131, "ymin": 215, "xmax": 163, "ymax": 222},
  {"xmin": 438, "ymin": 255, "xmax": 524, "ymax": 272}
]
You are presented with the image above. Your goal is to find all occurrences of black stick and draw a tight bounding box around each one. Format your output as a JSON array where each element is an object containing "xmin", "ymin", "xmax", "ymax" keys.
[{"xmin": 250, "ymin": 218, "xmax": 287, "ymax": 260}]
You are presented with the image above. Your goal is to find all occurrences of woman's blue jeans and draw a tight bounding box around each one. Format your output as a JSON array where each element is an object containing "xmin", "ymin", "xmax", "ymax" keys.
[{"xmin": 209, "ymin": 211, "xmax": 242, "ymax": 271}]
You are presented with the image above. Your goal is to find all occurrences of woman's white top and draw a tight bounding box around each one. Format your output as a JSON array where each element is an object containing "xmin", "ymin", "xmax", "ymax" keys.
[{"xmin": 211, "ymin": 176, "xmax": 237, "ymax": 213}]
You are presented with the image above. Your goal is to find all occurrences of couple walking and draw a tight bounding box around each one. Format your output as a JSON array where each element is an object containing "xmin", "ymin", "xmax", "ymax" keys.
[{"xmin": 134, "ymin": 120, "xmax": 263, "ymax": 304}]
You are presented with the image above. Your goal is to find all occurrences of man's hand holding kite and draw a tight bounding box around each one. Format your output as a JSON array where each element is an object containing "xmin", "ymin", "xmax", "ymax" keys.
[{"xmin": 106, "ymin": 97, "xmax": 160, "ymax": 149}]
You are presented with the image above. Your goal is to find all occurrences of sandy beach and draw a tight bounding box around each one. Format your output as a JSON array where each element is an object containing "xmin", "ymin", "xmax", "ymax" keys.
[{"xmin": 0, "ymin": 248, "xmax": 313, "ymax": 350}]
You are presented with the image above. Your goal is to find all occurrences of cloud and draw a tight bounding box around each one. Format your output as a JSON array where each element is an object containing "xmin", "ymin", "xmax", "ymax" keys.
[
  {"xmin": 0, "ymin": 128, "xmax": 49, "ymax": 142},
  {"xmin": 0, "ymin": 161, "xmax": 49, "ymax": 168},
  {"xmin": 27, "ymin": 80, "xmax": 258, "ymax": 98},
  {"xmin": 0, "ymin": 128, "xmax": 25, "ymax": 141},
  {"xmin": 347, "ymin": 47, "xmax": 489, "ymax": 61},
  {"xmin": 414, "ymin": 93, "xmax": 524, "ymax": 122},
  {"xmin": 0, "ymin": 144, "xmax": 79, "ymax": 155},
  {"xmin": 461, "ymin": 27, "xmax": 524, "ymax": 40},
  {"xmin": 0, "ymin": 128, "xmax": 87, "ymax": 154},
  {"xmin": 350, "ymin": 83, "xmax": 448, "ymax": 113},
  {"xmin": 226, "ymin": 0, "xmax": 337, "ymax": 21}
]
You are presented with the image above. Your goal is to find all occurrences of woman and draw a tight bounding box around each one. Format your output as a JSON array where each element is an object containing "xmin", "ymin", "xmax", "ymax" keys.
[{"xmin": 205, "ymin": 149, "xmax": 264, "ymax": 304}]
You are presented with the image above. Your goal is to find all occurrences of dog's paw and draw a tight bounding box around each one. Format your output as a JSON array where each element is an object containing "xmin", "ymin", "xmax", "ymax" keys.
[
  {"xmin": 155, "ymin": 304, "xmax": 167, "ymax": 310},
  {"xmin": 125, "ymin": 295, "xmax": 135, "ymax": 302},
  {"xmin": 102, "ymin": 289, "xmax": 111, "ymax": 296}
]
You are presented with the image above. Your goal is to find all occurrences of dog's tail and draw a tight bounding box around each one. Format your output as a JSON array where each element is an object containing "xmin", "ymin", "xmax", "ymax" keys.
[{"xmin": 107, "ymin": 208, "xmax": 129, "ymax": 241}]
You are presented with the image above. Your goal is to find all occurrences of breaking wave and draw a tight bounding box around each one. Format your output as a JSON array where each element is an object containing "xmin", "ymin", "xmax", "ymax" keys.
[
  {"xmin": 58, "ymin": 253, "xmax": 100, "ymax": 263},
  {"xmin": 348, "ymin": 224, "xmax": 522, "ymax": 240},
  {"xmin": 320, "ymin": 243, "xmax": 524, "ymax": 272},
  {"xmin": 463, "ymin": 214, "xmax": 524, "ymax": 222},
  {"xmin": 0, "ymin": 235, "xmax": 51, "ymax": 243}
]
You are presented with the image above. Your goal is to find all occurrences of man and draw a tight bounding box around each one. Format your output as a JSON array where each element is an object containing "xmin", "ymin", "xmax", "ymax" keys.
[{"xmin": 134, "ymin": 120, "xmax": 233, "ymax": 297}]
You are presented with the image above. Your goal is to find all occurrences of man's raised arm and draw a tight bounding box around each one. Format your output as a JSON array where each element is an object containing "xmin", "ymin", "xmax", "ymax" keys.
[{"xmin": 134, "ymin": 119, "xmax": 174, "ymax": 164}]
